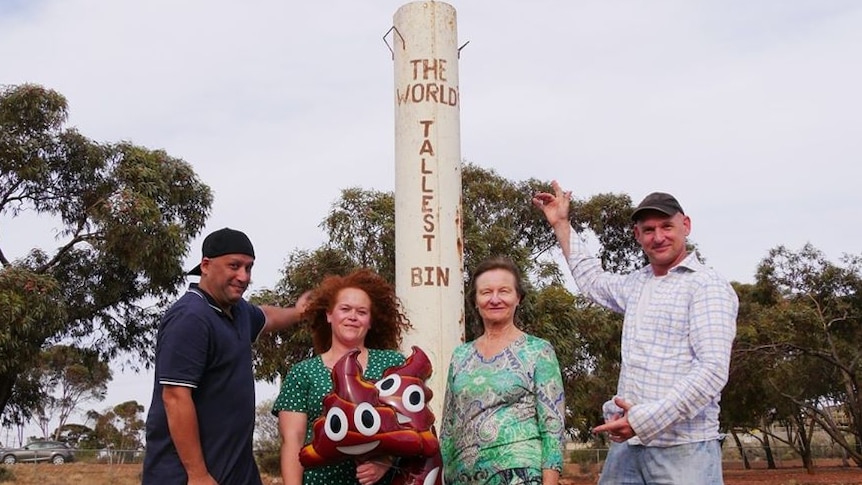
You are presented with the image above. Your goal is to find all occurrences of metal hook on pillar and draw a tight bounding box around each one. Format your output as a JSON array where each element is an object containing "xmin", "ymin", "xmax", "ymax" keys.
[
  {"xmin": 457, "ymin": 40, "xmax": 470, "ymax": 59},
  {"xmin": 383, "ymin": 26, "xmax": 406, "ymax": 60}
]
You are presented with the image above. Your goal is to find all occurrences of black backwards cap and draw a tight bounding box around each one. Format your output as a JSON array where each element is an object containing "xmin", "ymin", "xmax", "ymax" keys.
[{"xmin": 187, "ymin": 227, "xmax": 255, "ymax": 276}]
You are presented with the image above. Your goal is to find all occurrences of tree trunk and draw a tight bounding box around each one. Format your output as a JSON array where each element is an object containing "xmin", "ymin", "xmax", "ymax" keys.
[
  {"xmin": 0, "ymin": 373, "xmax": 16, "ymax": 417},
  {"xmin": 760, "ymin": 416, "xmax": 777, "ymax": 469},
  {"xmin": 854, "ymin": 405, "xmax": 862, "ymax": 462},
  {"xmin": 795, "ymin": 414, "xmax": 815, "ymax": 474},
  {"xmin": 730, "ymin": 430, "xmax": 751, "ymax": 469}
]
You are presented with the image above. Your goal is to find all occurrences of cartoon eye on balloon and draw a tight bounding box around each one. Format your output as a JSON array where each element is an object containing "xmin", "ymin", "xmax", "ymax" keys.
[
  {"xmin": 377, "ymin": 374, "xmax": 402, "ymax": 395},
  {"xmin": 353, "ymin": 402, "xmax": 382, "ymax": 436},
  {"xmin": 323, "ymin": 407, "xmax": 348, "ymax": 442},
  {"xmin": 377, "ymin": 375, "xmax": 427, "ymax": 417},
  {"xmin": 378, "ymin": 346, "xmax": 437, "ymax": 433}
]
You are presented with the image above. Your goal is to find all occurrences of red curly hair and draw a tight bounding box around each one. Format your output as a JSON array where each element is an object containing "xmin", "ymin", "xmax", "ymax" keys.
[{"xmin": 305, "ymin": 269, "xmax": 411, "ymax": 354}]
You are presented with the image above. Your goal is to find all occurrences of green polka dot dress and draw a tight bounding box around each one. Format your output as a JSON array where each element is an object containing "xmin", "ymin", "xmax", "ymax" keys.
[{"xmin": 272, "ymin": 349, "xmax": 405, "ymax": 485}]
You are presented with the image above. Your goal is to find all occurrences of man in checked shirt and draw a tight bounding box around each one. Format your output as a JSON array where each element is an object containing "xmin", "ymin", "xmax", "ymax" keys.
[{"xmin": 532, "ymin": 181, "xmax": 738, "ymax": 485}]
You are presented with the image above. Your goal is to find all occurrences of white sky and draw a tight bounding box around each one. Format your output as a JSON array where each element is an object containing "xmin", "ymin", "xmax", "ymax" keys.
[{"xmin": 2, "ymin": 0, "xmax": 861, "ymax": 432}]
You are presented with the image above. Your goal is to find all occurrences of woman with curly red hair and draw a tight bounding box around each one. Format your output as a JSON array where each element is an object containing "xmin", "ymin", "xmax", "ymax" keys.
[{"xmin": 272, "ymin": 269, "xmax": 411, "ymax": 485}]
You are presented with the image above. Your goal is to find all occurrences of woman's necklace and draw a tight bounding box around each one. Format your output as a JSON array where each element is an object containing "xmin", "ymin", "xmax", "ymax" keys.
[{"xmin": 477, "ymin": 324, "xmax": 521, "ymax": 358}]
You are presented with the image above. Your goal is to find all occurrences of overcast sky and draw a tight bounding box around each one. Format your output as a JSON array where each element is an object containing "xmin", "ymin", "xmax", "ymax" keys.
[{"xmin": 3, "ymin": 0, "xmax": 861, "ymax": 432}]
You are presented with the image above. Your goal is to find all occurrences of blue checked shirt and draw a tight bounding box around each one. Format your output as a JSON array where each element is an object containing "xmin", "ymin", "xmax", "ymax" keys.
[{"xmin": 566, "ymin": 228, "xmax": 738, "ymax": 446}]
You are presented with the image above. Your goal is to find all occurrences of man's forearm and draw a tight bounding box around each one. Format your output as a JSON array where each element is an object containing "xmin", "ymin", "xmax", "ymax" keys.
[
  {"xmin": 552, "ymin": 223, "xmax": 572, "ymax": 261},
  {"xmin": 164, "ymin": 389, "xmax": 209, "ymax": 480},
  {"xmin": 261, "ymin": 305, "xmax": 305, "ymax": 333}
]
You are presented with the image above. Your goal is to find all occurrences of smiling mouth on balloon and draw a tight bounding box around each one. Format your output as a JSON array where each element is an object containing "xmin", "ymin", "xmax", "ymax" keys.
[{"xmin": 336, "ymin": 441, "xmax": 380, "ymax": 455}]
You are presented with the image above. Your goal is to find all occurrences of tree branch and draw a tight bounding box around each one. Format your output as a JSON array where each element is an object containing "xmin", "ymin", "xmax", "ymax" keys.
[{"xmin": 35, "ymin": 220, "xmax": 100, "ymax": 274}]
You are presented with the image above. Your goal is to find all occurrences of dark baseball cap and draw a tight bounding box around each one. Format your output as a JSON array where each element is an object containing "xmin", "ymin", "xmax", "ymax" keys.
[
  {"xmin": 187, "ymin": 228, "xmax": 255, "ymax": 276},
  {"xmin": 631, "ymin": 192, "xmax": 685, "ymax": 222}
]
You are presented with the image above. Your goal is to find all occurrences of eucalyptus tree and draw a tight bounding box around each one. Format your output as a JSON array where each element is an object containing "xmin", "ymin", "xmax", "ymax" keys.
[
  {"xmin": 0, "ymin": 84, "xmax": 213, "ymax": 415},
  {"xmin": 32, "ymin": 345, "xmax": 112, "ymax": 441},
  {"xmin": 734, "ymin": 244, "xmax": 862, "ymax": 468},
  {"xmin": 85, "ymin": 400, "xmax": 146, "ymax": 462},
  {"xmin": 722, "ymin": 282, "xmax": 782, "ymax": 469}
]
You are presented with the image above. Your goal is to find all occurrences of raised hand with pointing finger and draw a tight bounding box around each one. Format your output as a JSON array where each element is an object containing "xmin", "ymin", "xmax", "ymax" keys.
[{"xmin": 532, "ymin": 180, "xmax": 738, "ymax": 485}]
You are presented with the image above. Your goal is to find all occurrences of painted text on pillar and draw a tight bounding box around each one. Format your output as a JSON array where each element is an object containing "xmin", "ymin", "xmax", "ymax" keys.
[
  {"xmin": 396, "ymin": 59, "xmax": 459, "ymax": 106},
  {"xmin": 410, "ymin": 118, "xmax": 450, "ymax": 287}
]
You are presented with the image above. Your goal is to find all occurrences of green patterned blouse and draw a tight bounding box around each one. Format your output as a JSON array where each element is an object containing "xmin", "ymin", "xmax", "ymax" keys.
[
  {"xmin": 271, "ymin": 349, "xmax": 405, "ymax": 485},
  {"xmin": 440, "ymin": 333, "xmax": 565, "ymax": 484}
]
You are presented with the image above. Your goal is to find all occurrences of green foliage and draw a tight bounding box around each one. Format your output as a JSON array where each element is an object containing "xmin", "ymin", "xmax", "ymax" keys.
[
  {"xmin": 520, "ymin": 284, "xmax": 622, "ymax": 439},
  {"xmin": 251, "ymin": 248, "xmax": 354, "ymax": 381},
  {"xmin": 724, "ymin": 244, "xmax": 862, "ymax": 466},
  {"xmin": 570, "ymin": 193, "xmax": 643, "ymax": 273},
  {"xmin": 323, "ymin": 188, "xmax": 397, "ymax": 281},
  {"xmin": 0, "ymin": 267, "xmax": 66, "ymax": 426},
  {"xmin": 36, "ymin": 345, "xmax": 112, "ymax": 440},
  {"xmin": 56, "ymin": 422, "xmax": 98, "ymax": 448},
  {"xmin": 721, "ymin": 282, "xmax": 777, "ymax": 432},
  {"xmin": 83, "ymin": 400, "xmax": 146, "ymax": 453},
  {"xmin": 0, "ymin": 268, "xmax": 65, "ymax": 374},
  {"xmin": 1, "ymin": 368, "xmax": 42, "ymax": 428},
  {"xmin": 460, "ymin": 168, "xmax": 555, "ymax": 272},
  {"xmin": 0, "ymin": 83, "xmax": 213, "ymax": 416},
  {"xmin": 251, "ymin": 163, "xmax": 642, "ymax": 439}
]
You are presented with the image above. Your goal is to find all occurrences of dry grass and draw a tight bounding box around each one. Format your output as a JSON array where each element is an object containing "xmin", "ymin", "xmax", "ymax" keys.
[
  {"xmin": 0, "ymin": 464, "xmax": 285, "ymax": 485},
  {"xmin": 0, "ymin": 463, "xmax": 142, "ymax": 485},
  {"xmin": 2, "ymin": 462, "xmax": 860, "ymax": 485}
]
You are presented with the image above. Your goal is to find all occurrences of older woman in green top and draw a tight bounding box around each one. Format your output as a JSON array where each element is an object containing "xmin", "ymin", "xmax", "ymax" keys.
[
  {"xmin": 441, "ymin": 257, "xmax": 566, "ymax": 485},
  {"xmin": 272, "ymin": 269, "xmax": 411, "ymax": 485}
]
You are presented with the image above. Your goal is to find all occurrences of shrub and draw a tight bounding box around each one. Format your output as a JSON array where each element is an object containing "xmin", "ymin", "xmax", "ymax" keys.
[
  {"xmin": 0, "ymin": 466, "xmax": 15, "ymax": 483},
  {"xmin": 257, "ymin": 450, "xmax": 281, "ymax": 476}
]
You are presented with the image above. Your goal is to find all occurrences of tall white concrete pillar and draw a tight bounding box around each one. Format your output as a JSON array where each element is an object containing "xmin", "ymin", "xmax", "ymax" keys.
[{"xmin": 390, "ymin": 1, "xmax": 464, "ymax": 420}]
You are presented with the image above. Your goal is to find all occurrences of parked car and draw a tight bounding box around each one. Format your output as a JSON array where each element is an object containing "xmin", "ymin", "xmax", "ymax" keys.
[{"xmin": 0, "ymin": 440, "xmax": 75, "ymax": 464}]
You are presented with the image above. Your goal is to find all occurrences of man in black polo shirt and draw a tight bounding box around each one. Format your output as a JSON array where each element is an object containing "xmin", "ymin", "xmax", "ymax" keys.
[{"xmin": 143, "ymin": 228, "xmax": 309, "ymax": 484}]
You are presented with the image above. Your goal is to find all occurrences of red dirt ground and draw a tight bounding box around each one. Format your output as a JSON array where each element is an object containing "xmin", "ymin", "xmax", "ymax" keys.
[{"xmin": 560, "ymin": 460, "xmax": 862, "ymax": 485}]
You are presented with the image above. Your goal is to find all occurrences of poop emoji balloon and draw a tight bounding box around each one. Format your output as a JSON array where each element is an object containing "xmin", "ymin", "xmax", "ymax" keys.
[
  {"xmin": 299, "ymin": 347, "xmax": 442, "ymax": 485},
  {"xmin": 299, "ymin": 349, "xmax": 425, "ymax": 467},
  {"xmin": 376, "ymin": 346, "xmax": 442, "ymax": 485}
]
